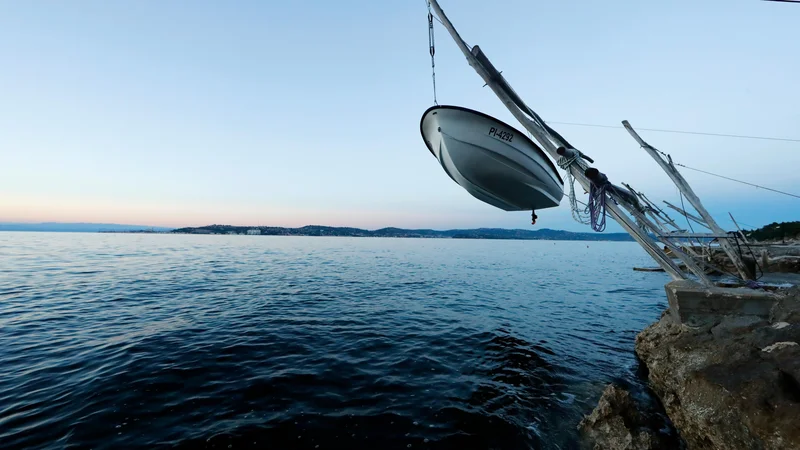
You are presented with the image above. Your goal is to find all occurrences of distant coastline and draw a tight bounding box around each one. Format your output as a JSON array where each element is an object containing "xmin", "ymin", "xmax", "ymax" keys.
[
  {"xmin": 167, "ymin": 224, "xmax": 634, "ymax": 242},
  {"xmin": 0, "ymin": 222, "xmax": 173, "ymax": 233},
  {"xmin": 0, "ymin": 222, "xmax": 636, "ymax": 242}
]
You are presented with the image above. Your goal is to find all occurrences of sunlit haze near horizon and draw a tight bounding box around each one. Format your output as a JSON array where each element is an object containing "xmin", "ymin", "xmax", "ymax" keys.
[{"xmin": 1, "ymin": 0, "xmax": 798, "ymax": 231}]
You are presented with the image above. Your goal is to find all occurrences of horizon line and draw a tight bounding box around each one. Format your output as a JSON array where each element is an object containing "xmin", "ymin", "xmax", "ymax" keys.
[{"xmin": 0, "ymin": 221, "xmax": 634, "ymax": 234}]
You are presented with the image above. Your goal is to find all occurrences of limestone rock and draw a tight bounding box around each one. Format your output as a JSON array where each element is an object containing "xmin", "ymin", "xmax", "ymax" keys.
[
  {"xmin": 635, "ymin": 288, "xmax": 800, "ymax": 449},
  {"xmin": 766, "ymin": 256, "xmax": 800, "ymax": 273},
  {"xmin": 578, "ymin": 384, "xmax": 678, "ymax": 450}
]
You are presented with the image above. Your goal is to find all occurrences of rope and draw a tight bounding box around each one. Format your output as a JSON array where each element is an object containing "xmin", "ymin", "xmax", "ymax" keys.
[
  {"xmin": 555, "ymin": 150, "xmax": 614, "ymax": 232},
  {"xmin": 427, "ymin": 1, "xmax": 438, "ymax": 105},
  {"xmin": 559, "ymin": 149, "xmax": 609, "ymax": 233},
  {"xmin": 588, "ymin": 183, "xmax": 608, "ymax": 232},
  {"xmin": 556, "ymin": 153, "xmax": 579, "ymax": 170},
  {"xmin": 557, "ymin": 153, "xmax": 591, "ymax": 225}
]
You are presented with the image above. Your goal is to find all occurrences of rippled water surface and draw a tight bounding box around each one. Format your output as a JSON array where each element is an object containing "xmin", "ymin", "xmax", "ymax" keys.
[{"xmin": 0, "ymin": 232, "xmax": 671, "ymax": 449}]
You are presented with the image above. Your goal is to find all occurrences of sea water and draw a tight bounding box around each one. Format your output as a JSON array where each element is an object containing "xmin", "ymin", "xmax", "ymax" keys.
[{"xmin": 0, "ymin": 232, "xmax": 672, "ymax": 449}]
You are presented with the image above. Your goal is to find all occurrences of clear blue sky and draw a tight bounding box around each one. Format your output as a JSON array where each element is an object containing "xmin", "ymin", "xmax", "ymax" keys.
[{"xmin": 1, "ymin": 0, "xmax": 798, "ymax": 231}]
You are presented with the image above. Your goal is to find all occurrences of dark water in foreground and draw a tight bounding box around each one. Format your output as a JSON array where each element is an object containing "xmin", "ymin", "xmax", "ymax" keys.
[{"xmin": 0, "ymin": 233, "xmax": 671, "ymax": 449}]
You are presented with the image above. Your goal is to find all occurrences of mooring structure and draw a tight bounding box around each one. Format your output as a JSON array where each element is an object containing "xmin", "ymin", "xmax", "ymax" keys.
[{"xmin": 428, "ymin": 0, "xmax": 756, "ymax": 286}]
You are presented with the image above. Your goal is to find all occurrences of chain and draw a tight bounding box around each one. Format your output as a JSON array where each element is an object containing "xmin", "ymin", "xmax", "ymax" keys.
[{"xmin": 427, "ymin": 1, "xmax": 438, "ymax": 105}]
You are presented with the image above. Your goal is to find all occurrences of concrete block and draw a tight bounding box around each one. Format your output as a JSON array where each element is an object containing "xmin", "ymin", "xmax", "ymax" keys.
[{"xmin": 665, "ymin": 280, "xmax": 780, "ymax": 327}]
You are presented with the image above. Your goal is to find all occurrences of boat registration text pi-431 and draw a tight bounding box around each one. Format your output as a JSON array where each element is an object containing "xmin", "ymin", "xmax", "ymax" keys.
[{"xmin": 488, "ymin": 127, "xmax": 513, "ymax": 142}]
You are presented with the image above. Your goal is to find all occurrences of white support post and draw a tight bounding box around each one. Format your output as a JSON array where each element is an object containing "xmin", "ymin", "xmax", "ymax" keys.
[
  {"xmin": 622, "ymin": 120, "xmax": 753, "ymax": 280},
  {"xmin": 624, "ymin": 184, "xmax": 706, "ymax": 259},
  {"xmin": 665, "ymin": 233, "xmax": 733, "ymax": 239},
  {"xmin": 623, "ymin": 184, "xmax": 677, "ymax": 232},
  {"xmin": 663, "ymin": 201, "xmax": 711, "ymax": 230},
  {"xmin": 629, "ymin": 187, "xmax": 684, "ymax": 232},
  {"xmin": 614, "ymin": 197, "xmax": 711, "ymax": 283},
  {"xmin": 729, "ymin": 212, "xmax": 750, "ymax": 244}
]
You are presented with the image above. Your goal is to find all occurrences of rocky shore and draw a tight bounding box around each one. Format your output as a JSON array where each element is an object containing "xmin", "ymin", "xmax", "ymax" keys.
[
  {"xmin": 580, "ymin": 284, "xmax": 800, "ymax": 449},
  {"xmin": 702, "ymin": 244, "xmax": 800, "ymax": 276}
]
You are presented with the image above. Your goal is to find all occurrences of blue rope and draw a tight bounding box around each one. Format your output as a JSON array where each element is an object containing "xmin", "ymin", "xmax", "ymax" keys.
[{"xmin": 588, "ymin": 183, "xmax": 608, "ymax": 232}]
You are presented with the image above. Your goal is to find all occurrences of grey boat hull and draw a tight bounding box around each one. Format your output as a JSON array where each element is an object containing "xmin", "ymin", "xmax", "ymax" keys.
[{"xmin": 420, "ymin": 105, "xmax": 564, "ymax": 212}]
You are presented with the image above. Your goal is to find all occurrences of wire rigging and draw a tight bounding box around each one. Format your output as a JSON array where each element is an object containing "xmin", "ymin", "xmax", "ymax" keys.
[
  {"xmin": 427, "ymin": 1, "xmax": 438, "ymax": 105},
  {"xmin": 635, "ymin": 141, "xmax": 800, "ymax": 200},
  {"xmin": 422, "ymin": 0, "xmax": 444, "ymax": 24},
  {"xmin": 568, "ymin": 123, "xmax": 800, "ymax": 200},
  {"xmin": 546, "ymin": 121, "xmax": 800, "ymax": 143},
  {"xmin": 679, "ymin": 189, "xmax": 696, "ymax": 235},
  {"xmin": 673, "ymin": 163, "xmax": 800, "ymax": 199}
]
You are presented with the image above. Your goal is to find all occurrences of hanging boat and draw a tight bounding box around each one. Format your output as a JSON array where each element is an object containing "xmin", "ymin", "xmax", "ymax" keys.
[{"xmin": 420, "ymin": 105, "xmax": 564, "ymax": 216}]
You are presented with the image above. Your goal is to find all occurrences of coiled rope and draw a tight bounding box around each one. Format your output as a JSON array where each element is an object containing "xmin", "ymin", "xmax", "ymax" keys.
[
  {"xmin": 588, "ymin": 183, "xmax": 609, "ymax": 232},
  {"xmin": 558, "ymin": 150, "xmax": 609, "ymax": 232},
  {"xmin": 557, "ymin": 153, "xmax": 592, "ymax": 226}
]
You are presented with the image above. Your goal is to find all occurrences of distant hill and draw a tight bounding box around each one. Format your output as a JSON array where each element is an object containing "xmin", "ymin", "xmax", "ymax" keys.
[
  {"xmin": 0, "ymin": 222, "xmax": 636, "ymax": 241},
  {"xmin": 171, "ymin": 224, "xmax": 634, "ymax": 242},
  {"xmin": 743, "ymin": 221, "xmax": 800, "ymax": 243},
  {"xmin": 0, "ymin": 222, "xmax": 173, "ymax": 233}
]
